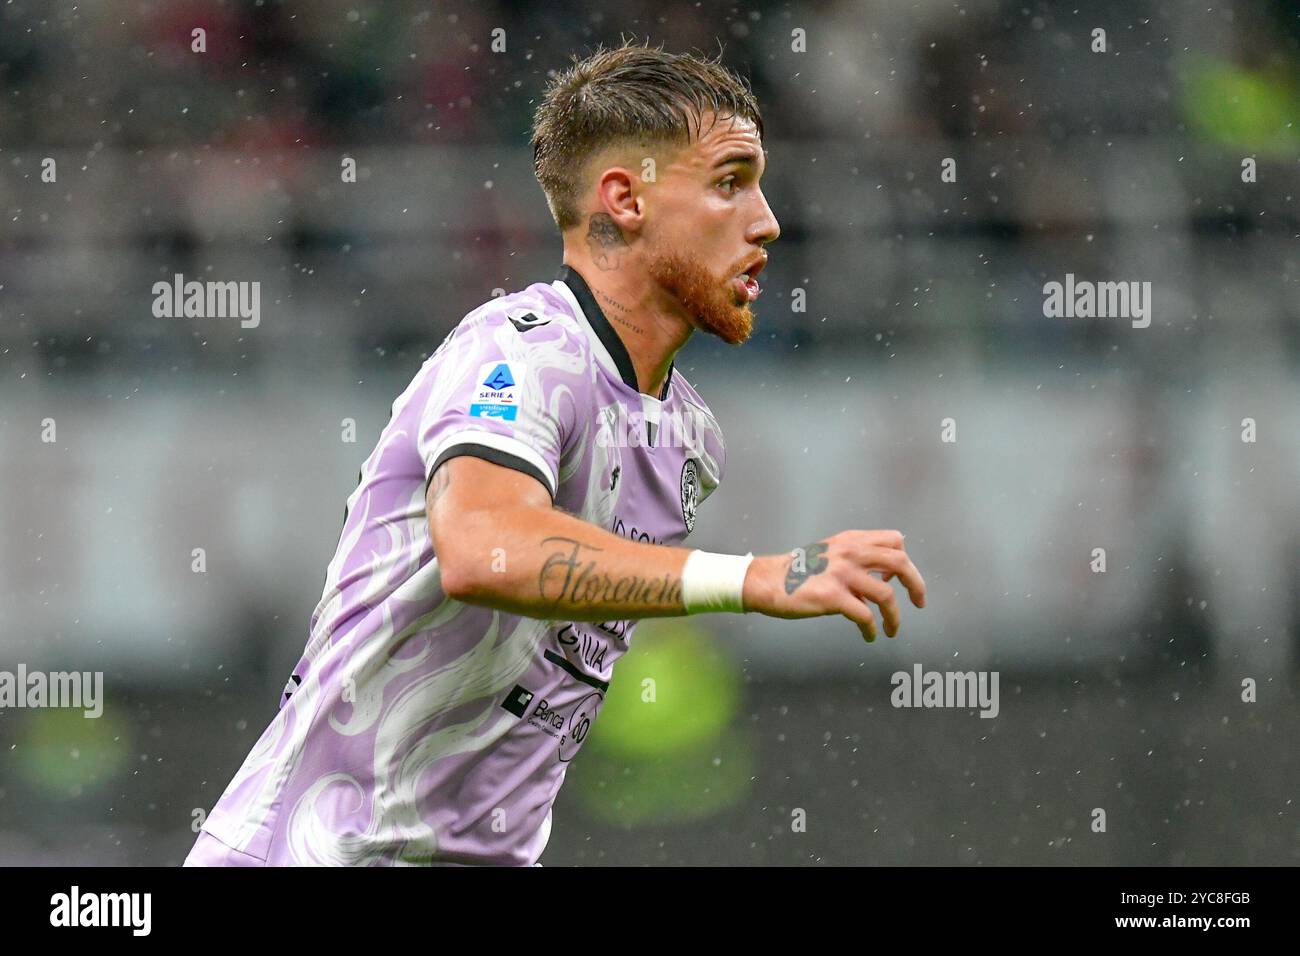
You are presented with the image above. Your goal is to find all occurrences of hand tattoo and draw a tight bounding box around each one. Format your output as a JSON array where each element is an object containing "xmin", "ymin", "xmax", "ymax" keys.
[
  {"xmin": 586, "ymin": 213, "xmax": 628, "ymax": 271},
  {"xmin": 784, "ymin": 541, "xmax": 829, "ymax": 594}
]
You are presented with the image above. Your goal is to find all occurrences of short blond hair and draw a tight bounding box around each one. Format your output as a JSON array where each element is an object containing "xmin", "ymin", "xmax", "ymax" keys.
[{"xmin": 531, "ymin": 39, "xmax": 765, "ymax": 231}]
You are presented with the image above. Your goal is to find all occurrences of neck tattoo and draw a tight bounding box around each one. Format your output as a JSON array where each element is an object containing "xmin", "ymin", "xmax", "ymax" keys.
[{"xmin": 596, "ymin": 290, "xmax": 646, "ymax": 334}]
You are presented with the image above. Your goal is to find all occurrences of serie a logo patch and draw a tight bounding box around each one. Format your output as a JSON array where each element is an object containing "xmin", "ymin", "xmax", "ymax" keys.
[{"xmin": 470, "ymin": 361, "xmax": 525, "ymax": 421}]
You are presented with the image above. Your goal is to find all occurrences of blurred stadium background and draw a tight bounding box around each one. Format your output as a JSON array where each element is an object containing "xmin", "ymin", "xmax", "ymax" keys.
[{"xmin": 1, "ymin": 0, "xmax": 1297, "ymax": 865}]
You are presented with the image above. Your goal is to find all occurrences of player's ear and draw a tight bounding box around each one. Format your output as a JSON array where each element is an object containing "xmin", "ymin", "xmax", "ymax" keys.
[{"xmin": 593, "ymin": 166, "xmax": 643, "ymax": 235}]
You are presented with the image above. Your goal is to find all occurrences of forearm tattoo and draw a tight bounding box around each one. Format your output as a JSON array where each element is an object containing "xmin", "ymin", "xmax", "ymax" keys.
[
  {"xmin": 539, "ymin": 536, "xmax": 681, "ymax": 608},
  {"xmin": 586, "ymin": 213, "xmax": 628, "ymax": 270},
  {"xmin": 784, "ymin": 541, "xmax": 829, "ymax": 594}
]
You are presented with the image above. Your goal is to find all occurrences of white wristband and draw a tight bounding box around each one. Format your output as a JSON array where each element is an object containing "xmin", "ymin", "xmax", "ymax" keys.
[{"xmin": 680, "ymin": 549, "xmax": 755, "ymax": 614}]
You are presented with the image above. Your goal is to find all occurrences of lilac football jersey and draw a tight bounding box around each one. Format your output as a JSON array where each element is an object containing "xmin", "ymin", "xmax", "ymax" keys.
[{"xmin": 194, "ymin": 265, "xmax": 726, "ymax": 866}]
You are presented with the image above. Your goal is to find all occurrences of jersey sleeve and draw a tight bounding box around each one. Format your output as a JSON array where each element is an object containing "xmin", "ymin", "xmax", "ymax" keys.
[{"xmin": 416, "ymin": 309, "xmax": 591, "ymax": 500}]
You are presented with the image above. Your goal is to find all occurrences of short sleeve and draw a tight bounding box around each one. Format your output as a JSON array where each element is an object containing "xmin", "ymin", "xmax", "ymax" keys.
[{"xmin": 416, "ymin": 309, "xmax": 591, "ymax": 501}]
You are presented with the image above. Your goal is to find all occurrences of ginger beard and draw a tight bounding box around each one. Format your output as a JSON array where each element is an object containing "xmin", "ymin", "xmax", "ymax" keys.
[{"xmin": 647, "ymin": 249, "xmax": 756, "ymax": 346}]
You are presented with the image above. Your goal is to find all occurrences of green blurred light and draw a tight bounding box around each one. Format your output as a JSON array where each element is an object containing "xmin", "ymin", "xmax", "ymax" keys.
[
  {"xmin": 568, "ymin": 618, "xmax": 754, "ymax": 826},
  {"xmin": 573, "ymin": 726, "xmax": 754, "ymax": 827},
  {"xmin": 1180, "ymin": 55, "xmax": 1300, "ymax": 154},
  {"xmin": 15, "ymin": 706, "xmax": 132, "ymax": 798},
  {"xmin": 593, "ymin": 618, "xmax": 740, "ymax": 760}
]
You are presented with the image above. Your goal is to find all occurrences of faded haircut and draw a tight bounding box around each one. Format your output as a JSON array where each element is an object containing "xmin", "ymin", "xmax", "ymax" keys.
[{"xmin": 531, "ymin": 39, "xmax": 765, "ymax": 231}]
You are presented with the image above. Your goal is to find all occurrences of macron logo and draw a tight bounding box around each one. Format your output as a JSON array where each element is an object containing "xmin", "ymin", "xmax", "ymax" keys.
[
  {"xmin": 500, "ymin": 684, "xmax": 536, "ymax": 718},
  {"xmin": 508, "ymin": 312, "xmax": 550, "ymax": 333}
]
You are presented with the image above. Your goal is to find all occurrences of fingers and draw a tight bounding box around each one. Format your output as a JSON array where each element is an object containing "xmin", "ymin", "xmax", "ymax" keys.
[
  {"xmin": 846, "ymin": 540, "xmax": 926, "ymax": 609},
  {"xmin": 836, "ymin": 593, "xmax": 878, "ymax": 642},
  {"xmin": 858, "ymin": 529, "xmax": 906, "ymax": 550},
  {"xmin": 792, "ymin": 529, "xmax": 928, "ymax": 643},
  {"xmin": 839, "ymin": 566, "xmax": 900, "ymax": 638}
]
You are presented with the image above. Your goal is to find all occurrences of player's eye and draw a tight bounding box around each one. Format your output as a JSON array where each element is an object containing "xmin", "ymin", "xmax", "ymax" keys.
[{"xmin": 717, "ymin": 175, "xmax": 738, "ymax": 195}]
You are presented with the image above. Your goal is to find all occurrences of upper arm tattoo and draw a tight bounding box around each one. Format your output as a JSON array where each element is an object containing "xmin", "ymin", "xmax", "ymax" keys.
[{"xmin": 428, "ymin": 466, "xmax": 452, "ymax": 508}]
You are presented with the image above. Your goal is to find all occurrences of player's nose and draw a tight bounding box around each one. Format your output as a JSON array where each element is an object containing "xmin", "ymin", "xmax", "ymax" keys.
[{"xmin": 748, "ymin": 188, "xmax": 780, "ymax": 245}]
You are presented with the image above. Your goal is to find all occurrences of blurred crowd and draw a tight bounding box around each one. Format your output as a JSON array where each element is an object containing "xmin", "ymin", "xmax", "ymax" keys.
[{"xmin": 1, "ymin": 0, "xmax": 1298, "ymax": 368}]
